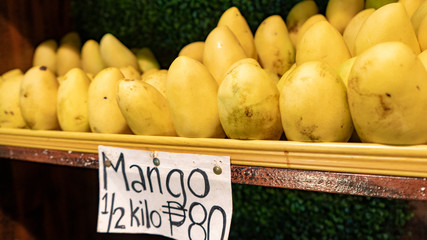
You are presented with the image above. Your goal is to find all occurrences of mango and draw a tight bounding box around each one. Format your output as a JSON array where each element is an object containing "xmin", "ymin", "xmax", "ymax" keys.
[
  {"xmin": 286, "ymin": 0, "xmax": 319, "ymax": 46},
  {"xmin": 348, "ymin": 42, "xmax": 427, "ymax": 145},
  {"xmin": 297, "ymin": 20, "xmax": 350, "ymax": 70},
  {"xmin": 57, "ymin": 68, "xmax": 91, "ymax": 132},
  {"xmin": 296, "ymin": 14, "xmax": 327, "ymax": 47},
  {"xmin": 19, "ymin": 66, "xmax": 59, "ymax": 130},
  {"xmin": 178, "ymin": 41, "xmax": 205, "ymax": 63},
  {"xmin": 218, "ymin": 62, "xmax": 282, "ymax": 140},
  {"xmin": 87, "ymin": 67, "xmax": 131, "ymax": 134},
  {"xmin": 56, "ymin": 32, "xmax": 81, "ymax": 76},
  {"xmin": 117, "ymin": 79, "xmax": 176, "ymax": 136},
  {"xmin": 343, "ymin": 8, "xmax": 375, "ymax": 56},
  {"xmin": 354, "ymin": 3, "xmax": 420, "ymax": 55},
  {"xmin": 1, "ymin": 68, "xmax": 23, "ymax": 80},
  {"xmin": 203, "ymin": 26, "xmax": 247, "ymax": 85},
  {"xmin": 280, "ymin": 61, "xmax": 353, "ymax": 142},
  {"xmin": 120, "ymin": 65, "xmax": 141, "ymax": 80},
  {"xmin": 100, "ymin": 33, "xmax": 139, "ymax": 71},
  {"xmin": 136, "ymin": 47, "xmax": 160, "ymax": 73},
  {"xmin": 337, "ymin": 57, "xmax": 357, "ymax": 89},
  {"xmin": 33, "ymin": 39, "xmax": 57, "ymax": 73},
  {"xmin": 166, "ymin": 56, "xmax": 224, "ymax": 138},
  {"xmin": 81, "ymin": 39, "xmax": 106, "ymax": 75},
  {"xmin": 141, "ymin": 69, "xmax": 168, "ymax": 98},
  {"xmin": 0, "ymin": 74, "xmax": 27, "ymax": 128},
  {"xmin": 326, "ymin": 0, "xmax": 364, "ymax": 34},
  {"xmin": 218, "ymin": 6, "xmax": 257, "ymax": 59},
  {"xmin": 254, "ymin": 15, "xmax": 295, "ymax": 76}
]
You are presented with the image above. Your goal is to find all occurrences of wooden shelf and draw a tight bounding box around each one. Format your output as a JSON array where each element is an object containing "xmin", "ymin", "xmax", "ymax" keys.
[{"xmin": 1, "ymin": 144, "xmax": 427, "ymax": 200}]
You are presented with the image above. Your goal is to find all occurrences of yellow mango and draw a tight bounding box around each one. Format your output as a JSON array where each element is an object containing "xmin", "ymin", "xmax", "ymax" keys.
[
  {"xmin": 296, "ymin": 14, "xmax": 327, "ymax": 47},
  {"xmin": 343, "ymin": 8, "xmax": 375, "ymax": 56},
  {"xmin": 100, "ymin": 33, "xmax": 139, "ymax": 71},
  {"xmin": 354, "ymin": 3, "xmax": 420, "ymax": 55},
  {"xmin": 399, "ymin": 0, "xmax": 425, "ymax": 17},
  {"xmin": 218, "ymin": 6, "xmax": 257, "ymax": 59},
  {"xmin": 297, "ymin": 20, "xmax": 350, "ymax": 70},
  {"xmin": 1, "ymin": 68, "xmax": 23, "ymax": 80},
  {"xmin": 20, "ymin": 66, "xmax": 59, "ymax": 130},
  {"xmin": 254, "ymin": 15, "xmax": 295, "ymax": 76},
  {"xmin": 418, "ymin": 15, "xmax": 427, "ymax": 51},
  {"xmin": 222, "ymin": 58, "xmax": 260, "ymax": 80},
  {"xmin": 203, "ymin": 25, "xmax": 247, "ymax": 85},
  {"xmin": 280, "ymin": 61, "xmax": 353, "ymax": 142},
  {"xmin": 326, "ymin": 0, "xmax": 364, "ymax": 34},
  {"xmin": 218, "ymin": 62, "xmax": 282, "ymax": 140},
  {"xmin": 178, "ymin": 41, "xmax": 205, "ymax": 62},
  {"xmin": 286, "ymin": 0, "xmax": 319, "ymax": 46},
  {"xmin": 277, "ymin": 63, "xmax": 296, "ymax": 92},
  {"xmin": 418, "ymin": 49, "xmax": 427, "ymax": 67},
  {"xmin": 167, "ymin": 56, "xmax": 224, "ymax": 138},
  {"xmin": 136, "ymin": 47, "xmax": 160, "ymax": 73},
  {"xmin": 337, "ymin": 56, "xmax": 357, "ymax": 89},
  {"xmin": 117, "ymin": 79, "xmax": 176, "ymax": 136},
  {"xmin": 348, "ymin": 42, "xmax": 427, "ymax": 144},
  {"xmin": 56, "ymin": 32, "xmax": 81, "ymax": 76},
  {"xmin": 412, "ymin": 0, "xmax": 427, "ymax": 33},
  {"xmin": 33, "ymin": 39, "xmax": 57, "ymax": 73},
  {"xmin": 141, "ymin": 69, "xmax": 168, "ymax": 98},
  {"xmin": 88, "ymin": 67, "xmax": 131, "ymax": 134},
  {"xmin": 81, "ymin": 39, "xmax": 106, "ymax": 75},
  {"xmin": 120, "ymin": 65, "xmax": 141, "ymax": 80},
  {"xmin": 0, "ymin": 74, "xmax": 27, "ymax": 128},
  {"xmin": 57, "ymin": 68, "xmax": 91, "ymax": 132}
]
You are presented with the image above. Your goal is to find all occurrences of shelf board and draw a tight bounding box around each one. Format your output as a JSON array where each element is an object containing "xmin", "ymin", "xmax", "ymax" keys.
[
  {"xmin": 2, "ymin": 128, "xmax": 427, "ymax": 177},
  {"xmin": 1, "ymin": 128, "xmax": 427, "ymax": 200}
]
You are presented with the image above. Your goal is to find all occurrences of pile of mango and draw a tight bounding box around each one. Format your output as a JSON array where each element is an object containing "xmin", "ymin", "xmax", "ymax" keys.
[{"xmin": 2, "ymin": 0, "xmax": 427, "ymax": 146}]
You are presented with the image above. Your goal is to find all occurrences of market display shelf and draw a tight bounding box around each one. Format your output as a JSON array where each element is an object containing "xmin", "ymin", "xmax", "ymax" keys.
[{"xmin": 0, "ymin": 128, "xmax": 427, "ymax": 200}]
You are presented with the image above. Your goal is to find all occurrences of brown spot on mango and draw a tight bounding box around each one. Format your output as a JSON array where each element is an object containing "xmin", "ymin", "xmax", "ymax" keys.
[{"xmin": 245, "ymin": 107, "xmax": 253, "ymax": 117}]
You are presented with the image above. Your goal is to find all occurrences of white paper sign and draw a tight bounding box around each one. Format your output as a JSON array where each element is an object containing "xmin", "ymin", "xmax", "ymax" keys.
[{"xmin": 97, "ymin": 145, "xmax": 232, "ymax": 240}]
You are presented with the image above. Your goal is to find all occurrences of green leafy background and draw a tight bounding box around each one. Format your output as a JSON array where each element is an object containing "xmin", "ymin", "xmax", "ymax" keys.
[
  {"xmin": 231, "ymin": 184, "xmax": 412, "ymax": 239},
  {"xmin": 70, "ymin": 0, "xmax": 327, "ymax": 68}
]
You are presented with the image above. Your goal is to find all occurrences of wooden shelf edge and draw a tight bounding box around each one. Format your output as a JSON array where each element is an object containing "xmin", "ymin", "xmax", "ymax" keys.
[{"xmin": 1, "ymin": 145, "xmax": 426, "ymax": 200}]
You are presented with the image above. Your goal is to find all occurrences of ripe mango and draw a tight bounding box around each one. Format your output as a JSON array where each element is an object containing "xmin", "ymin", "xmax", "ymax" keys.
[
  {"xmin": 81, "ymin": 39, "xmax": 106, "ymax": 75},
  {"xmin": 280, "ymin": 61, "xmax": 353, "ymax": 142},
  {"xmin": 33, "ymin": 39, "xmax": 57, "ymax": 73},
  {"xmin": 348, "ymin": 42, "xmax": 427, "ymax": 145},
  {"xmin": 57, "ymin": 68, "xmax": 91, "ymax": 132},
  {"xmin": 87, "ymin": 67, "xmax": 131, "ymax": 134},
  {"xmin": 0, "ymin": 74, "xmax": 27, "ymax": 128},
  {"xmin": 326, "ymin": 0, "xmax": 364, "ymax": 34},
  {"xmin": 117, "ymin": 79, "xmax": 176, "ymax": 136},
  {"xmin": 203, "ymin": 26, "xmax": 247, "ymax": 85},
  {"xmin": 100, "ymin": 33, "xmax": 139, "ymax": 71},
  {"xmin": 178, "ymin": 41, "xmax": 205, "ymax": 63},
  {"xmin": 20, "ymin": 66, "xmax": 59, "ymax": 130},
  {"xmin": 354, "ymin": 3, "xmax": 420, "ymax": 55},
  {"xmin": 56, "ymin": 32, "xmax": 81, "ymax": 76},
  {"xmin": 254, "ymin": 15, "xmax": 295, "ymax": 76},
  {"xmin": 218, "ymin": 6, "xmax": 257, "ymax": 59},
  {"xmin": 167, "ymin": 56, "xmax": 224, "ymax": 138},
  {"xmin": 141, "ymin": 69, "xmax": 168, "ymax": 98},
  {"xmin": 343, "ymin": 8, "xmax": 375, "ymax": 56},
  {"xmin": 297, "ymin": 20, "xmax": 350, "ymax": 70},
  {"xmin": 286, "ymin": 0, "xmax": 319, "ymax": 46},
  {"xmin": 218, "ymin": 62, "xmax": 282, "ymax": 140},
  {"xmin": 136, "ymin": 47, "xmax": 160, "ymax": 73}
]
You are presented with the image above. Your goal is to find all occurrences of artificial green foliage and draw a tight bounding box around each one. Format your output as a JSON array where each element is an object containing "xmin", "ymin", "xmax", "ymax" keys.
[
  {"xmin": 230, "ymin": 184, "xmax": 413, "ymax": 240},
  {"xmin": 70, "ymin": 0, "xmax": 328, "ymax": 68}
]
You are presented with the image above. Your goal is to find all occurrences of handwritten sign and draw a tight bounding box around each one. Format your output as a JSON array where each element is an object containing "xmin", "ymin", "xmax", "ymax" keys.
[{"xmin": 97, "ymin": 146, "xmax": 232, "ymax": 240}]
